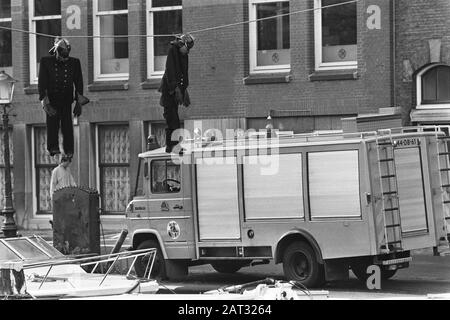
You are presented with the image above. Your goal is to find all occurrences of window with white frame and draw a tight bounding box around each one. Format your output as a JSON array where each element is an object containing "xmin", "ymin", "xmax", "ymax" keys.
[
  {"xmin": 416, "ymin": 64, "xmax": 450, "ymax": 109},
  {"xmin": 93, "ymin": 0, "xmax": 129, "ymax": 81},
  {"xmin": 147, "ymin": 0, "xmax": 182, "ymax": 78},
  {"xmin": 249, "ymin": 0, "xmax": 290, "ymax": 73},
  {"xmin": 0, "ymin": 127, "xmax": 13, "ymax": 209},
  {"xmin": 97, "ymin": 125, "xmax": 130, "ymax": 214},
  {"xmin": 314, "ymin": 0, "xmax": 357, "ymax": 70},
  {"xmin": 29, "ymin": 0, "xmax": 61, "ymax": 84},
  {"xmin": 0, "ymin": 0, "xmax": 12, "ymax": 76},
  {"xmin": 33, "ymin": 126, "xmax": 58, "ymax": 215}
]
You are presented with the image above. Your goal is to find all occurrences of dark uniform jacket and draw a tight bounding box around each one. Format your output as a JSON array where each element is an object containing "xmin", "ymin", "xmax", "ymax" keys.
[
  {"xmin": 159, "ymin": 43, "xmax": 189, "ymax": 107},
  {"xmin": 38, "ymin": 56, "xmax": 83, "ymax": 104}
]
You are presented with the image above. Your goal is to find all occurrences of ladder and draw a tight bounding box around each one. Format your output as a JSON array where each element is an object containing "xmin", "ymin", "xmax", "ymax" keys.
[
  {"xmin": 401, "ymin": 125, "xmax": 450, "ymax": 254},
  {"xmin": 402, "ymin": 125, "xmax": 450, "ymax": 250},
  {"xmin": 375, "ymin": 130, "xmax": 403, "ymax": 254},
  {"xmin": 433, "ymin": 127, "xmax": 450, "ymax": 251}
]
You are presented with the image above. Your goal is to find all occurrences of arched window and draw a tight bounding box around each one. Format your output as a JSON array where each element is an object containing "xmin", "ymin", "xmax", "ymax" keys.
[{"xmin": 416, "ymin": 64, "xmax": 450, "ymax": 108}]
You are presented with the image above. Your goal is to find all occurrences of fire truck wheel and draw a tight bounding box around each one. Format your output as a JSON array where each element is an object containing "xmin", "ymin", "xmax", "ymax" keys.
[
  {"xmin": 211, "ymin": 261, "xmax": 249, "ymax": 274},
  {"xmin": 282, "ymin": 242, "xmax": 323, "ymax": 288},
  {"xmin": 135, "ymin": 239, "xmax": 167, "ymax": 280}
]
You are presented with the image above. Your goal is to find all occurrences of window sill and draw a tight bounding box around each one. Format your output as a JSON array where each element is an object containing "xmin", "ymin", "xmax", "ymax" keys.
[
  {"xmin": 309, "ymin": 69, "xmax": 358, "ymax": 81},
  {"xmin": 88, "ymin": 81, "xmax": 129, "ymax": 92},
  {"xmin": 243, "ymin": 73, "xmax": 292, "ymax": 85},
  {"xmin": 24, "ymin": 84, "xmax": 39, "ymax": 95},
  {"xmin": 141, "ymin": 79, "xmax": 161, "ymax": 90},
  {"xmin": 416, "ymin": 104, "xmax": 450, "ymax": 109}
]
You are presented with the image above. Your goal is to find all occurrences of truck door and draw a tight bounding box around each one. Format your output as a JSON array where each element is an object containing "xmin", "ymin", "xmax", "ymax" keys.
[{"xmin": 147, "ymin": 158, "xmax": 195, "ymax": 259}]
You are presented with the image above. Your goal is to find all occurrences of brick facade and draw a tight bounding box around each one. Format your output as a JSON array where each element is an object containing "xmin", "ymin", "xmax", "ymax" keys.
[{"xmin": 395, "ymin": 0, "xmax": 450, "ymax": 124}]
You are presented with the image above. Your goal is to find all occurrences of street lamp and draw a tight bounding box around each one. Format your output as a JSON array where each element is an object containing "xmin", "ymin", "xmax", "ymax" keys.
[{"xmin": 0, "ymin": 70, "xmax": 18, "ymax": 238}]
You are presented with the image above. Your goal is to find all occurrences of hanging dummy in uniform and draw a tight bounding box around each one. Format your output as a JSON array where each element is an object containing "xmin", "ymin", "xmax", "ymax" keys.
[
  {"xmin": 38, "ymin": 37, "xmax": 84, "ymax": 158},
  {"xmin": 158, "ymin": 33, "xmax": 195, "ymax": 153}
]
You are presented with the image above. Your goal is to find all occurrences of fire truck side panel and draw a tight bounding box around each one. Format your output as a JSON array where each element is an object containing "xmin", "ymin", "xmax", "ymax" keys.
[
  {"xmin": 366, "ymin": 135, "xmax": 440, "ymax": 253},
  {"xmin": 395, "ymin": 139, "xmax": 437, "ymax": 250},
  {"xmin": 127, "ymin": 130, "xmax": 448, "ymax": 270},
  {"xmin": 426, "ymin": 135, "xmax": 448, "ymax": 246},
  {"xmin": 192, "ymin": 142, "xmax": 375, "ymax": 261}
]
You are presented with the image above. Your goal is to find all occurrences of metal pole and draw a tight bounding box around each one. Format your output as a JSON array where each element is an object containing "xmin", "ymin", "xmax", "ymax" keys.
[{"xmin": 1, "ymin": 104, "xmax": 17, "ymax": 238}]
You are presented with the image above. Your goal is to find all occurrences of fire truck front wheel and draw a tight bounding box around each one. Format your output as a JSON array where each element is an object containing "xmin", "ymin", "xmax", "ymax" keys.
[
  {"xmin": 282, "ymin": 242, "xmax": 324, "ymax": 288},
  {"xmin": 135, "ymin": 239, "xmax": 167, "ymax": 280}
]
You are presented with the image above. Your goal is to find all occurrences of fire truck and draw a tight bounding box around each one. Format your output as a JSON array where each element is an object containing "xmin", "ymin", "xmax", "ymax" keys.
[{"xmin": 125, "ymin": 126, "xmax": 450, "ymax": 287}]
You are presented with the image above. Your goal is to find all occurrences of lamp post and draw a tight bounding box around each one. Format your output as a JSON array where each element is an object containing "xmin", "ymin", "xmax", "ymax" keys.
[{"xmin": 0, "ymin": 71, "xmax": 18, "ymax": 238}]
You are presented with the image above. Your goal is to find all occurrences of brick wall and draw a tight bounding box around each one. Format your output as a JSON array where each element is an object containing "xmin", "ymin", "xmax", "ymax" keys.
[
  {"xmin": 9, "ymin": 0, "xmax": 395, "ymax": 128},
  {"xmin": 184, "ymin": 0, "xmax": 392, "ymax": 124},
  {"xmin": 395, "ymin": 0, "xmax": 450, "ymax": 124}
]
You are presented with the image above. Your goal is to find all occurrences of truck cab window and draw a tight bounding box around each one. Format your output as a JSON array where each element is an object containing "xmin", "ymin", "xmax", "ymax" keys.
[{"xmin": 151, "ymin": 159, "xmax": 181, "ymax": 194}]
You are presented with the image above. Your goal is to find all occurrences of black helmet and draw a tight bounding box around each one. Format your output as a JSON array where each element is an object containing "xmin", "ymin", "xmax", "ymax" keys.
[
  {"xmin": 49, "ymin": 37, "xmax": 71, "ymax": 56},
  {"xmin": 174, "ymin": 33, "xmax": 195, "ymax": 49}
]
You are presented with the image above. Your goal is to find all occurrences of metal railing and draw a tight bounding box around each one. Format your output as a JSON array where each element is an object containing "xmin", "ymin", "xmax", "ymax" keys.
[{"xmin": 24, "ymin": 248, "xmax": 156, "ymax": 290}]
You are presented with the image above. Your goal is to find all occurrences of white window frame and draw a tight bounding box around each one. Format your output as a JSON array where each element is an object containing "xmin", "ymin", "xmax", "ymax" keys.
[
  {"xmin": 93, "ymin": 0, "xmax": 129, "ymax": 81},
  {"xmin": 0, "ymin": 0, "xmax": 11, "ymax": 22},
  {"xmin": 416, "ymin": 63, "xmax": 450, "ymax": 109},
  {"xmin": 0, "ymin": 16, "xmax": 11, "ymax": 23},
  {"xmin": 29, "ymin": 0, "xmax": 62, "ymax": 84},
  {"xmin": 0, "ymin": 3, "xmax": 12, "ymax": 75},
  {"xmin": 146, "ymin": 0, "xmax": 182, "ymax": 79},
  {"xmin": 314, "ymin": 0, "xmax": 357, "ymax": 71},
  {"xmin": 249, "ymin": 0, "xmax": 291, "ymax": 74}
]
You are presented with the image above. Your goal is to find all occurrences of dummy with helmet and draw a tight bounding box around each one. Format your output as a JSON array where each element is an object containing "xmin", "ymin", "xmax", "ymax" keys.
[
  {"xmin": 38, "ymin": 36, "xmax": 86, "ymax": 158},
  {"xmin": 49, "ymin": 37, "xmax": 72, "ymax": 60},
  {"xmin": 158, "ymin": 33, "xmax": 195, "ymax": 153}
]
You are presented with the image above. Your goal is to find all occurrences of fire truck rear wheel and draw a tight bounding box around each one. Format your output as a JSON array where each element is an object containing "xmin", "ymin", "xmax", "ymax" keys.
[
  {"xmin": 135, "ymin": 239, "xmax": 167, "ymax": 280},
  {"xmin": 211, "ymin": 261, "xmax": 249, "ymax": 274},
  {"xmin": 282, "ymin": 242, "xmax": 324, "ymax": 288}
]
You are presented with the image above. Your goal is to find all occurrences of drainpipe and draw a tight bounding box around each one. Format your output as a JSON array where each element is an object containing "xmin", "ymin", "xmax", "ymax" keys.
[{"xmin": 392, "ymin": 0, "xmax": 397, "ymax": 109}]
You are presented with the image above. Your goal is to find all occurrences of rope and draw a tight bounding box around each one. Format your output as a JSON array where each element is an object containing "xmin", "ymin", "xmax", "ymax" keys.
[{"xmin": 0, "ymin": 0, "xmax": 360, "ymax": 39}]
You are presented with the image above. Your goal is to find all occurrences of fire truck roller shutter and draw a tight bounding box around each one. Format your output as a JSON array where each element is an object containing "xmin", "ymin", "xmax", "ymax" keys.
[{"xmin": 196, "ymin": 157, "xmax": 241, "ymax": 240}]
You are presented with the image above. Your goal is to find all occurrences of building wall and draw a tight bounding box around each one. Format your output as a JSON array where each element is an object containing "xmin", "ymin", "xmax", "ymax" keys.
[
  {"xmin": 3, "ymin": 0, "xmax": 395, "ymax": 231},
  {"xmin": 395, "ymin": 0, "xmax": 450, "ymax": 124},
  {"xmin": 185, "ymin": 0, "xmax": 393, "ymax": 129}
]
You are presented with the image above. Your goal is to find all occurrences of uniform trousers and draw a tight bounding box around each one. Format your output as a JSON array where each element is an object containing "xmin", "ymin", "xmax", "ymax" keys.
[
  {"xmin": 46, "ymin": 99, "xmax": 74, "ymax": 156},
  {"xmin": 162, "ymin": 94, "xmax": 181, "ymax": 152}
]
